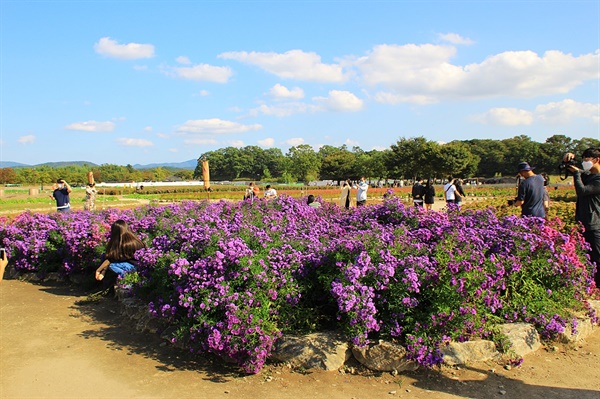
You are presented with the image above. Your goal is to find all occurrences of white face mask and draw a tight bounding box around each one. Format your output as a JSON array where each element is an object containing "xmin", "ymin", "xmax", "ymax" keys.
[{"xmin": 582, "ymin": 160, "xmax": 595, "ymax": 171}]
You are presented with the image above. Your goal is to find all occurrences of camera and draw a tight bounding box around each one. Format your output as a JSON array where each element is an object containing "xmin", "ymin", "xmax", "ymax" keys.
[
  {"xmin": 0, "ymin": 248, "xmax": 6, "ymax": 258},
  {"xmin": 559, "ymin": 159, "xmax": 577, "ymax": 180},
  {"xmin": 507, "ymin": 199, "xmax": 515, "ymax": 206}
]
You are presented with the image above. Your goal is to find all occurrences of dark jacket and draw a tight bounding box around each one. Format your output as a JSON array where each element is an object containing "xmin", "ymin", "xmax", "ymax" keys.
[{"xmin": 574, "ymin": 171, "xmax": 600, "ymax": 230}]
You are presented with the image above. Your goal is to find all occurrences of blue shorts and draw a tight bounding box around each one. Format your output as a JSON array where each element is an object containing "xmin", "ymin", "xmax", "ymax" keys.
[{"xmin": 109, "ymin": 262, "xmax": 136, "ymax": 276}]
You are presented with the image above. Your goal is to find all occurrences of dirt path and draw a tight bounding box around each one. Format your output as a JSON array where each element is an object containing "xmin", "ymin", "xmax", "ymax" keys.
[{"xmin": 1, "ymin": 279, "xmax": 599, "ymax": 399}]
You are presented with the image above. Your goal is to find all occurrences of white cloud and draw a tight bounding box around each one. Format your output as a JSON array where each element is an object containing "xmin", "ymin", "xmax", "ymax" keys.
[
  {"xmin": 176, "ymin": 56, "xmax": 192, "ymax": 65},
  {"xmin": 198, "ymin": 90, "xmax": 210, "ymax": 96},
  {"xmin": 344, "ymin": 138, "xmax": 360, "ymax": 147},
  {"xmin": 355, "ymin": 44, "xmax": 599, "ymax": 102},
  {"xmin": 65, "ymin": 120, "xmax": 116, "ymax": 132},
  {"xmin": 471, "ymin": 108, "xmax": 534, "ymax": 126},
  {"xmin": 268, "ymin": 84, "xmax": 304, "ymax": 100},
  {"xmin": 313, "ymin": 90, "xmax": 364, "ymax": 112},
  {"xmin": 144, "ymin": 126, "xmax": 153, "ymax": 132},
  {"xmin": 373, "ymin": 92, "xmax": 438, "ymax": 105},
  {"xmin": 184, "ymin": 138, "xmax": 219, "ymax": 145},
  {"xmin": 472, "ymin": 99, "xmax": 600, "ymax": 126},
  {"xmin": 176, "ymin": 118, "xmax": 262, "ymax": 135},
  {"xmin": 164, "ymin": 64, "xmax": 233, "ymax": 83},
  {"xmin": 438, "ymin": 33, "xmax": 475, "ymax": 45},
  {"xmin": 535, "ymin": 99, "xmax": 600, "ymax": 124},
  {"xmin": 219, "ymin": 49, "xmax": 347, "ymax": 83},
  {"xmin": 156, "ymin": 133, "xmax": 169, "ymax": 138},
  {"xmin": 285, "ymin": 137, "xmax": 305, "ymax": 146},
  {"xmin": 18, "ymin": 135, "xmax": 35, "ymax": 144},
  {"xmin": 169, "ymin": 148, "xmax": 179, "ymax": 153},
  {"xmin": 258, "ymin": 138, "xmax": 275, "ymax": 147},
  {"xmin": 116, "ymin": 138, "xmax": 154, "ymax": 147},
  {"xmin": 228, "ymin": 140, "xmax": 245, "ymax": 147},
  {"xmin": 247, "ymin": 102, "xmax": 317, "ymax": 117},
  {"xmin": 94, "ymin": 37, "xmax": 155, "ymax": 60}
]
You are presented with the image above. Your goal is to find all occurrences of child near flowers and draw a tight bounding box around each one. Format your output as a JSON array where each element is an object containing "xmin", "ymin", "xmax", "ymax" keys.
[{"xmin": 94, "ymin": 219, "xmax": 145, "ymax": 296}]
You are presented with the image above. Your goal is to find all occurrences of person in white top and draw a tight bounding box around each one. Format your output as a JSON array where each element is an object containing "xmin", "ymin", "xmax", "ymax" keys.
[
  {"xmin": 264, "ymin": 184, "xmax": 277, "ymax": 199},
  {"xmin": 356, "ymin": 177, "xmax": 369, "ymax": 207},
  {"xmin": 443, "ymin": 176, "xmax": 462, "ymax": 203}
]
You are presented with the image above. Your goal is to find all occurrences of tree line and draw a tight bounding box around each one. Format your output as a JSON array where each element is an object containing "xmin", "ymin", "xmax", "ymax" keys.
[
  {"xmin": 2, "ymin": 134, "xmax": 598, "ymax": 186},
  {"xmin": 193, "ymin": 134, "xmax": 600, "ymax": 183}
]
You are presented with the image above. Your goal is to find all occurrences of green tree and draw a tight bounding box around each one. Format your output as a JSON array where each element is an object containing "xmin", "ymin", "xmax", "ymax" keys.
[
  {"xmin": 318, "ymin": 145, "xmax": 357, "ymax": 181},
  {"xmin": 388, "ymin": 137, "xmax": 438, "ymax": 179},
  {"xmin": 286, "ymin": 145, "xmax": 321, "ymax": 184},
  {"xmin": 436, "ymin": 141, "xmax": 479, "ymax": 178},
  {"xmin": 466, "ymin": 139, "xmax": 508, "ymax": 177}
]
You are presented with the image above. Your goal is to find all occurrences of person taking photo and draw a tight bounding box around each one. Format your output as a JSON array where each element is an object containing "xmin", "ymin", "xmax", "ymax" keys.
[
  {"xmin": 511, "ymin": 162, "xmax": 546, "ymax": 218},
  {"xmin": 564, "ymin": 148, "xmax": 600, "ymax": 288}
]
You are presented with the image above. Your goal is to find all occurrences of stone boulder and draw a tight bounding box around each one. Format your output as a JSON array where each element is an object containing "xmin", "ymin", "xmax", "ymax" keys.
[
  {"xmin": 501, "ymin": 323, "xmax": 541, "ymax": 358},
  {"xmin": 352, "ymin": 340, "xmax": 417, "ymax": 372},
  {"xmin": 270, "ymin": 331, "xmax": 351, "ymax": 371},
  {"xmin": 441, "ymin": 340, "xmax": 498, "ymax": 365}
]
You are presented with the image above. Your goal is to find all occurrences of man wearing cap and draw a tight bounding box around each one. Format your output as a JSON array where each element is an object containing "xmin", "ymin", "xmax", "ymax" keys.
[
  {"xmin": 564, "ymin": 148, "xmax": 600, "ymax": 287},
  {"xmin": 512, "ymin": 162, "xmax": 545, "ymax": 218},
  {"xmin": 50, "ymin": 179, "xmax": 72, "ymax": 212}
]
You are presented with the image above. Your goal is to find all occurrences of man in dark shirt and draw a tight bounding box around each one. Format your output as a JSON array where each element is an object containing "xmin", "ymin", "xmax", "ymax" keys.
[
  {"xmin": 565, "ymin": 148, "xmax": 600, "ymax": 287},
  {"xmin": 50, "ymin": 179, "xmax": 72, "ymax": 212},
  {"xmin": 513, "ymin": 162, "xmax": 546, "ymax": 218}
]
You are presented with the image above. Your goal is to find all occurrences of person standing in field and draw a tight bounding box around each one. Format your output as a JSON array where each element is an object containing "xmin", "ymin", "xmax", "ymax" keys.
[
  {"xmin": 424, "ymin": 178, "xmax": 435, "ymax": 211},
  {"xmin": 443, "ymin": 177, "xmax": 462, "ymax": 205},
  {"xmin": 412, "ymin": 177, "xmax": 425, "ymax": 208},
  {"xmin": 564, "ymin": 148, "xmax": 600, "ymax": 287},
  {"xmin": 511, "ymin": 162, "xmax": 546, "ymax": 218},
  {"xmin": 50, "ymin": 179, "xmax": 72, "ymax": 212},
  {"xmin": 356, "ymin": 177, "xmax": 369, "ymax": 207},
  {"xmin": 340, "ymin": 179, "xmax": 351, "ymax": 209}
]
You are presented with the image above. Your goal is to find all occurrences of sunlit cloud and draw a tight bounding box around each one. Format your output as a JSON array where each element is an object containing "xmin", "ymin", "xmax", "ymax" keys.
[
  {"xmin": 219, "ymin": 49, "xmax": 347, "ymax": 83},
  {"xmin": 176, "ymin": 119, "xmax": 262, "ymax": 134},
  {"xmin": 65, "ymin": 120, "xmax": 116, "ymax": 132},
  {"xmin": 285, "ymin": 137, "xmax": 305, "ymax": 146},
  {"xmin": 163, "ymin": 64, "xmax": 233, "ymax": 83},
  {"xmin": 438, "ymin": 32, "xmax": 475, "ymax": 45},
  {"xmin": 471, "ymin": 108, "xmax": 534, "ymax": 126},
  {"xmin": 313, "ymin": 90, "xmax": 364, "ymax": 112},
  {"xmin": 94, "ymin": 37, "xmax": 155, "ymax": 60},
  {"xmin": 268, "ymin": 84, "xmax": 304, "ymax": 100},
  {"xmin": 184, "ymin": 138, "xmax": 219, "ymax": 145},
  {"xmin": 176, "ymin": 56, "xmax": 192, "ymax": 65},
  {"xmin": 535, "ymin": 99, "xmax": 600, "ymax": 124},
  {"xmin": 115, "ymin": 138, "xmax": 154, "ymax": 147},
  {"xmin": 258, "ymin": 138, "xmax": 275, "ymax": 147},
  {"xmin": 18, "ymin": 135, "xmax": 36, "ymax": 144}
]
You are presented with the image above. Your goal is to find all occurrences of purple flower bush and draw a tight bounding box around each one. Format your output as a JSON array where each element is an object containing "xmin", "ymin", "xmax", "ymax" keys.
[{"xmin": 0, "ymin": 194, "xmax": 597, "ymax": 373}]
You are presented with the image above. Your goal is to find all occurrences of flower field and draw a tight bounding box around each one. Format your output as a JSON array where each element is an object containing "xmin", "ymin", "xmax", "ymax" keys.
[{"xmin": 0, "ymin": 193, "xmax": 597, "ymax": 373}]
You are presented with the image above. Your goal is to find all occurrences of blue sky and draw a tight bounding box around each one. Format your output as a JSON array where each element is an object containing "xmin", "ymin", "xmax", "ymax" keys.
[{"xmin": 1, "ymin": 1, "xmax": 599, "ymax": 166}]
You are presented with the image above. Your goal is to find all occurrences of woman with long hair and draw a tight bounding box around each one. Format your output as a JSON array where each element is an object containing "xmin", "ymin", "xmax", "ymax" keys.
[{"xmin": 95, "ymin": 220, "xmax": 145, "ymax": 295}]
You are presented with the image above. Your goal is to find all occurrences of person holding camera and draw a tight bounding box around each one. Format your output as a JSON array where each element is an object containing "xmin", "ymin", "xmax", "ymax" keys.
[
  {"xmin": 50, "ymin": 179, "xmax": 72, "ymax": 212},
  {"xmin": 510, "ymin": 162, "xmax": 546, "ymax": 218},
  {"xmin": 564, "ymin": 148, "xmax": 600, "ymax": 287}
]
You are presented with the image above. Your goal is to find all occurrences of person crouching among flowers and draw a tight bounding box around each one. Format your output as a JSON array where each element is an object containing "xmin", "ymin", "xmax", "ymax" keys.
[{"xmin": 95, "ymin": 219, "xmax": 145, "ymax": 296}]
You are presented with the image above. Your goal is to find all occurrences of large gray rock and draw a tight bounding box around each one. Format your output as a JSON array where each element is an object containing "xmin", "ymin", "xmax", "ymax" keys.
[
  {"xmin": 501, "ymin": 323, "xmax": 541, "ymax": 358},
  {"xmin": 559, "ymin": 315, "xmax": 594, "ymax": 343},
  {"xmin": 352, "ymin": 340, "xmax": 417, "ymax": 372},
  {"xmin": 441, "ymin": 340, "xmax": 498, "ymax": 365},
  {"xmin": 270, "ymin": 331, "xmax": 351, "ymax": 371}
]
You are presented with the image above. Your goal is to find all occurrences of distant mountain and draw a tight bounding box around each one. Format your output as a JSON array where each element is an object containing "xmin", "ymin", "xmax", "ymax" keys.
[
  {"xmin": 36, "ymin": 161, "xmax": 99, "ymax": 168},
  {"xmin": 0, "ymin": 159, "xmax": 197, "ymax": 170},
  {"xmin": 133, "ymin": 159, "xmax": 198, "ymax": 170},
  {"xmin": 0, "ymin": 161, "xmax": 30, "ymax": 168}
]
